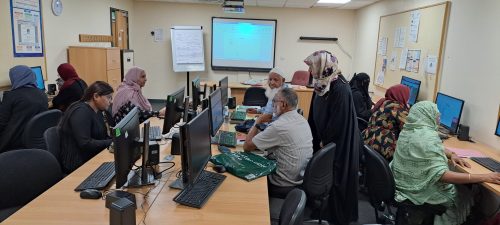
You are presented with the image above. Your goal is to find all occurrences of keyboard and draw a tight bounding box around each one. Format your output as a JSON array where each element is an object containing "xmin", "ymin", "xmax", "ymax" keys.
[
  {"xmin": 75, "ymin": 162, "xmax": 116, "ymax": 191},
  {"xmin": 231, "ymin": 111, "xmax": 247, "ymax": 121},
  {"xmin": 218, "ymin": 131, "xmax": 237, "ymax": 147},
  {"xmin": 173, "ymin": 170, "xmax": 226, "ymax": 208},
  {"xmin": 438, "ymin": 132, "xmax": 449, "ymax": 140},
  {"xmin": 141, "ymin": 125, "xmax": 162, "ymax": 141},
  {"xmin": 470, "ymin": 157, "xmax": 500, "ymax": 172}
]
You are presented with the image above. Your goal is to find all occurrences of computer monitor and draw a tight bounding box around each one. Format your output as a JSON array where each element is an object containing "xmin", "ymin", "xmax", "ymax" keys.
[
  {"xmin": 219, "ymin": 76, "xmax": 228, "ymax": 106},
  {"xmin": 30, "ymin": 66, "xmax": 45, "ymax": 91},
  {"xmin": 209, "ymin": 88, "xmax": 224, "ymax": 137},
  {"xmin": 183, "ymin": 96, "xmax": 190, "ymax": 122},
  {"xmin": 435, "ymin": 92, "xmax": 465, "ymax": 134},
  {"xmin": 192, "ymin": 77, "xmax": 201, "ymax": 111},
  {"xmin": 400, "ymin": 76, "xmax": 421, "ymax": 106},
  {"xmin": 113, "ymin": 106, "xmax": 141, "ymax": 188},
  {"xmin": 163, "ymin": 87, "xmax": 185, "ymax": 134},
  {"xmin": 495, "ymin": 106, "xmax": 500, "ymax": 137},
  {"xmin": 179, "ymin": 108, "xmax": 212, "ymax": 188}
]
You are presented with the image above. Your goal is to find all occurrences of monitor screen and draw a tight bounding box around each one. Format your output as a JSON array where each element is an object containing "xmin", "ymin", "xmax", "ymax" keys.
[
  {"xmin": 180, "ymin": 109, "xmax": 212, "ymax": 187},
  {"xmin": 209, "ymin": 88, "xmax": 224, "ymax": 136},
  {"xmin": 496, "ymin": 106, "xmax": 500, "ymax": 137},
  {"xmin": 113, "ymin": 106, "xmax": 141, "ymax": 188},
  {"xmin": 435, "ymin": 92, "xmax": 464, "ymax": 134},
  {"xmin": 219, "ymin": 76, "xmax": 228, "ymax": 106},
  {"xmin": 30, "ymin": 66, "xmax": 45, "ymax": 90},
  {"xmin": 163, "ymin": 87, "xmax": 185, "ymax": 134},
  {"xmin": 192, "ymin": 77, "xmax": 201, "ymax": 111},
  {"xmin": 211, "ymin": 17, "xmax": 276, "ymax": 72},
  {"xmin": 400, "ymin": 76, "xmax": 421, "ymax": 106}
]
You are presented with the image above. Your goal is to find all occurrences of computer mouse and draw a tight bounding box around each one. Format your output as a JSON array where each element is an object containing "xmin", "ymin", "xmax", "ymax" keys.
[
  {"xmin": 80, "ymin": 189, "xmax": 102, "ymax": 199},
  {"xmin": 213, "ymin": 165, "xmax": 226, "ymax": 173}
]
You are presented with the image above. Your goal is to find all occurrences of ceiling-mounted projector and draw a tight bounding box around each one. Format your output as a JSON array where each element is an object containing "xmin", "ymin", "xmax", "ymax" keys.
[{"xmin": 223, "ymin": 0, "xmax": 244, "ymax": 13}]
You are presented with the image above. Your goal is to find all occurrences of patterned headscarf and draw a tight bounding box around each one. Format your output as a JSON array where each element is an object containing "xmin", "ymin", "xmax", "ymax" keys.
[
  {"xmin": 304, "ymin": 50, "xmax": 340, "ymax": 96},
  {"xmin": 112, "ymin": 67, "xmax": 152, "ymax": 115},
  {"xmin": 57, "ymin": 63, "xmax": 80, "ymax": 91},
  {"xmin": 9, "ymin": 65, "xmax": 37, "ymax": 90}
]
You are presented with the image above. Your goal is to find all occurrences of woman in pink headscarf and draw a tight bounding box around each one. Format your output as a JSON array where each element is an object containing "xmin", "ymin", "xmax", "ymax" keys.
[{"xmin": 112, "ymin": 67, "xmax": 165, "ymax": 123}]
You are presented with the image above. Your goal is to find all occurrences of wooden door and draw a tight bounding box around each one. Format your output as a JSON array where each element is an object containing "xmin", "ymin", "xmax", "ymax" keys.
[{"xmin": 110, "ymin": 8, "xmax": 129, "ymax": 49}]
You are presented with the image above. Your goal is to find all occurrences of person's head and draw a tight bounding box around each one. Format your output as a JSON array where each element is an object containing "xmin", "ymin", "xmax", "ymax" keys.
[
  {"xmin": 385, "ymin": 84, "xmax": 410, "ymax": 106},
  {"xmin": 405, "ymin": 101, "xmax": 440, "ymax": 130},
  {"xmin": 57, "ymin": 63, "xmax": 79, "ymax": 81},
  {"xmin": 82, "ymin": 81, "xmax": 114, "ymax": 111},
  {"xmin": 303, "ymin": 50, "xmax": 340, "ymax": 96},
  {"xmin": 272, "ymin": 88, "xmax": 298, "ymax": 117},
  {"xmin": 9, "ymin": 65, "xmax": 36, "ymax": 90},
  {"xmin": 349, "ymin": 73, "xmax": 370, "ymax": 91},
  {"xmin": 125, "ymin": 67, "xmax": 147, "ymax": 88},
  {"xmin": 268, "ymin": 67, "xmax": 285, "ymax": 89}
]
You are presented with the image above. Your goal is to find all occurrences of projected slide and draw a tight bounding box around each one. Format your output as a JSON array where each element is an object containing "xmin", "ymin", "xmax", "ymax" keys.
[{"xmin": 212, "ymin": 17, "xmax": 276, "ymax": 72}]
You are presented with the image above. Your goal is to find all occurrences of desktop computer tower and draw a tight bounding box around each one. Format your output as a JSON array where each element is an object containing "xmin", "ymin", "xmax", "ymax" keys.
[{"xmin": 148, "ymin": 142, "xmax": 160, "ymax": 165}]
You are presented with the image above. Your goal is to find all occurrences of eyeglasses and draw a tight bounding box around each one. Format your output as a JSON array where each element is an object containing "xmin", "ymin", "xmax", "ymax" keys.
[{"xmin": 104, "ymin": 94, "xmax": 113, "ymax": 101}]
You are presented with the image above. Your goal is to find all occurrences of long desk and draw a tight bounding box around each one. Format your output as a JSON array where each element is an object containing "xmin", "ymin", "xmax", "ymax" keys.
[
  {"xmin": 201, "ymin": 81, "xmax": 314, "ymax": 118},
  {"xmin": 3, "ymin": 118, "xmax": 270, "ymax": 225}
]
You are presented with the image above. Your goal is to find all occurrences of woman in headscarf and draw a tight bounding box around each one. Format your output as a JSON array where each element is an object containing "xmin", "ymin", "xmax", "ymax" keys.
[
  {"xmin": 305, "ymin": 50, "xmax": 359, "ymax": 225},
  {"xmin": 52, "ymin": 63, "xmax": 88, "ymax": 111},
  {"xmin": 363, "ymin": 84, "xmax": 410, "ymax": 161},
  {"xmin": 390, "ymin": 101, "xmax": 500, "ymax": 225},
  {"xmin": 349, "ymin": 72, "xmax": 372, "ymax": 129},
  {"xmin": 112, "ymin": 67, "xmax": 165, "ymax": 123},
  {"xmin": 0, "ymin": 65, "xmax": 48, "ymax": 152}
]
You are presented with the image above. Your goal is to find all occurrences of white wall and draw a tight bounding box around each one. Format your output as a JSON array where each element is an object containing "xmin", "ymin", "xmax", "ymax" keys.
[
  {"xmin": 354, "ymin": 0, "xmax": 500, "ymax": 150},
  {"xmin": 131, "ymin": 2, "xmax": 356, "ymax": 99},
  {"xmin": 42, "ymin": 0, "xmax": 134, "ymax": 83}
]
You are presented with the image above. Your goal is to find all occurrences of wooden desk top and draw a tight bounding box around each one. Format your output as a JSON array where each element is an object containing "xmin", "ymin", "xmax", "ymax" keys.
[
  {"xmin": 201, "ymin": 81, "xmax": 314, "ymax": 92},
  {"xmin": 3, "ymin": 118, "xmax": 270, "ymax": 225}
]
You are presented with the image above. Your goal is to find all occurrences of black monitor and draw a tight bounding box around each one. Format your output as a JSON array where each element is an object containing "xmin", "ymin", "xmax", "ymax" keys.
[
  {"xmin": 183, "ymin": 96, "xmax": 190, "ymax": 122},
  {"xmin": 400, "ymin": 76, "xmax": 421, "ymax": 106},
  {"xmin": 30, "ymin": 66, "xmax": 45, "ymax": 91},
  {"xmin": 495, "ymin": 107, "xmax": 500, "ymax": 137},
  {"xmin": 191, "ymin": 76, "xmax": 207, "ymax": 111},
  {"xmin": 113, "ymin": 106, "xmax": 141, "ymax": 188},
  {"xmin": 179, "ymin": 109, "xmax": 212, "ymax": 188},
  {"xmin": 219, "ymin": 76, "xmax": 228, "ymax": 106},
  {"xmin": 163, "ymin": 87, "xmax": 185, "ymax": 134},
  {"xmin": 209, "ymin": 88, "xmax": 224, "ymax": 137},
  {"xmin": 435, "ymin": 92, "xmax": 465, "ymax": 134}
]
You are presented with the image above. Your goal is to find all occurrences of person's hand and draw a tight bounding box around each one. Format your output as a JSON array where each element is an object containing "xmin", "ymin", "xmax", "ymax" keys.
[
  {"xmin": 247, "ymin": 108, "xmax": 258, "ymax": 114},
  {"xmin": 159, "ymin": 107, "xmax": 166, "ymax": 117},
  {"xmin": 450, "ymin": 154, "xmax": 471, "ymax": 168},
  {"xmin": 255, "ymin": 115, "xmax": 264, "ymax": 125},
  {"xmin": 480, "ymin": 173, "xmax": 500, "ymax": 184}
]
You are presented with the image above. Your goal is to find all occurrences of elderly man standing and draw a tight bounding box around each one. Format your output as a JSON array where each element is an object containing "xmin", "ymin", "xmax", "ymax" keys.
[
  {"xmin": 244, "ymin": 88, "xmax": 313, "ymax": 198},
  {"xmin": 247, "ymin": 67, "xmax": 287, "ymax": 123}
]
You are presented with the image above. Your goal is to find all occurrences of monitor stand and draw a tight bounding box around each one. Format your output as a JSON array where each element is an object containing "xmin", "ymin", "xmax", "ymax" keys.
[
  {"xmin": 438, "ymin": 126, "xmax": 450, "ymax": 134},
  {"xmin": 169, "ymin": 177, "xmax": 184, "ymax": 190},
  {"xmin": 126, "ymin": 167, "xmax": 155, "ymax": 188}
]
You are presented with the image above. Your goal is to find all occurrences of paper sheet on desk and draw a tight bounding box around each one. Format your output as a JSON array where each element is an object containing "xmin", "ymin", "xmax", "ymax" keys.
[{"xmin": 446, "ymin": 147, "xmax": 485, "ymax": 158}]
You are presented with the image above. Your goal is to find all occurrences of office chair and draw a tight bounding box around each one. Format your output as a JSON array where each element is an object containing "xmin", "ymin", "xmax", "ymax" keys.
[
  {"xmin": 242, "ymin": 87, "xmax": 268, "ymax": 107},
  {"xmin": 301, "ymin": 142, "xmax": 335, "ymax": 224},
  {"xmin": 44, "ymin": 127, "xmax": 62, "ymax": 167},
  {"xmin": 291, "ymin": 70, "xmax": 310, "ymax": 86},
  {"xmin": 23, "ymin": 109, "xmax": 62, "ymax": 149},
  {"xmin": 279, "ymin": 188, "xmax": 307, "ymax": 225},
  {"xmin": 297, "ymin": 108, "xmax": 304, "ymax": 116},
  {"xmin": 0, "ymin": 149, "xmax": 63, "ymax": 222},
  {"xmin": 357, "ymin": 116, "xmax": 368, "ymax": 132}
]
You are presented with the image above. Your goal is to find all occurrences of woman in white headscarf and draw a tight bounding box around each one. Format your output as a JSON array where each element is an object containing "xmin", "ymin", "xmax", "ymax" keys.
[{"xmin": 304, "ymin": 50, "xmax": 360, "ymax": 225}]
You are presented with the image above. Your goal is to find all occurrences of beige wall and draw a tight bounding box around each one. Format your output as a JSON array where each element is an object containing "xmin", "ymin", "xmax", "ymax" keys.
[
  {"xmin": 354, "ymin": 0, "xmax": 500, "ymax": 150},
  {"xmin": 131, "ymin": 2, "xmax": 356, "ymax": 99},
  {"xmin": 42, "ymin": 0, "xmax": 134, "ymax": 84}
]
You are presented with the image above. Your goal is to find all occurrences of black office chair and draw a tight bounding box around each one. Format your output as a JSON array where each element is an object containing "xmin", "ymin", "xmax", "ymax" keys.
[
  {"xmin": 297, "ymin": 108, "xmax": 304, "ymax": 116},
  {"xmin": 357, "ymin": 116, "xmax": 368, "ymax": 132},
  {"xmin": 23, "ymin": 109, "xmax": 62, "ymax": 149},
  {"xmin": 0, "ymin": 149, "xmax": 63, "ymax": 222},
  {"xmin": 44, "ymin": 127, "xmax": 62, "ymax": 167},
  {"xmin": 301, "ymin": 142, "xmax": 335, "ymax": 224},
  {"xmin": 279, "ymin": 188, "xmax": 307, "ymax": 225},
  {"xmin": 242, "ymin": 87, "xmax": 268, "ymax": 107}
]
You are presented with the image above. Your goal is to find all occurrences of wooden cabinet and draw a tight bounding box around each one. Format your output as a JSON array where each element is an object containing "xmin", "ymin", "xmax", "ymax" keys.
[{"xmin": 68, "ymin": 46, "xmax": 121, "ymax": 91}]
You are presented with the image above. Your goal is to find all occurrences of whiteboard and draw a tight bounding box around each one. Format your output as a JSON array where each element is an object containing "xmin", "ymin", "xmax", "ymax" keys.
[{"xmin": 170, "ymin": 26, "xmax": 205, "ymax": 72}]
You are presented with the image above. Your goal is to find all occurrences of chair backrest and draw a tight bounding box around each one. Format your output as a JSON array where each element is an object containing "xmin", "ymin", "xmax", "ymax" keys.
[
  {"xmin": 44, "ymin": 127, "xmax": 61, "ymax": 163},
  {"xmin": 243, "ymin": 87, "xmax": 268, "ymax": 107},
  {"xmin": 357, "ymin": 116, "xmax": 368, "ymax": 132},
  {"xmin": 363, "ymin": 144, "xmax": 395, "ymax": 208},
  {"xmin": 291, "ymin": 71, "xmax": 310, "ymax": 86},
  {"xmin": 279, "ymin": 188, "xmax": 307, "ymax": 225},
  {"xmin": 23, "ymin": 109, "xmax": 62, "ymax": 149},
  {"xmin": 302, "ymin": 142, "xmax": 335, "ymax": 201},
  {"xmin": 0, "ymin": 149, "xmax": 62, "ymax": 210}
]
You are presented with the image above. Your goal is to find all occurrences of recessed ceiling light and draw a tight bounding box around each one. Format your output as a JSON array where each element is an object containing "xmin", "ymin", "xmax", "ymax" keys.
[{"xmin": 317, "ymin": 0, "xmax": 351, "ymax": 4}]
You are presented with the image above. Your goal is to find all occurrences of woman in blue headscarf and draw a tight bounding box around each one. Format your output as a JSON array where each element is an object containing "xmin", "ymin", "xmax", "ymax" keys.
[{"xmin": 0, "ymin": 65, "xmax": 48, "ymax": 152}]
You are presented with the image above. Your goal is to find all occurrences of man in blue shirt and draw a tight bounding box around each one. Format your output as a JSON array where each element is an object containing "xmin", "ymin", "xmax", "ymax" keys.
[{"xmin": 247, "ymin": 67, "xmax": 287, "ymax": 123}]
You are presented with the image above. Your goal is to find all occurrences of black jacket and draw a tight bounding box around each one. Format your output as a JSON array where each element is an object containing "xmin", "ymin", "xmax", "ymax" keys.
[{"xmin": 52, "ymin": 79, "xmax": 87, "ymax": 111}]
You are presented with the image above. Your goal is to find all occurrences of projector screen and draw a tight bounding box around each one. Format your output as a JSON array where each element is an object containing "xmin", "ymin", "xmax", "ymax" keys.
[{"xmin": 211, "ymin": 17, "xmax": 277, "ymax": 72}]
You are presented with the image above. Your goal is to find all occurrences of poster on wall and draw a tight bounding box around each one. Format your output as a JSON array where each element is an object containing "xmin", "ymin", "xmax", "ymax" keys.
[
  {"xmin": 405, "ymin": 50, "xmax": 421, "ymax": 73},
  {"xmin": 10, "ymin": 0, "xmax": 44, "ymax": 57}
]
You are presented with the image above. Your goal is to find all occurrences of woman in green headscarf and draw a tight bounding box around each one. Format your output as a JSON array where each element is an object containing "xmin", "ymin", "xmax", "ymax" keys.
[{"xmin": 390, "ymin": 101, "xmax": 500, "ymax": 225}]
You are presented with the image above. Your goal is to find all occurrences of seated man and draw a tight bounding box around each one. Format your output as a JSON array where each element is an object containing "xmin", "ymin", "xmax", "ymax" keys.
[
  {"xmin": 243, "ymin": 88, "xmax": 313, "ymax": 198},
  {"xmin": 246, "ymin": 67, "xmax": 287, "ymax": 123}
]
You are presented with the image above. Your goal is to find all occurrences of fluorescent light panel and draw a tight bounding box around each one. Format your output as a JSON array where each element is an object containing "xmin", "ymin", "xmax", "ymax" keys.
[{"xmin": 317, "ymin": 0, "xmax": 351, "ymax": 4}]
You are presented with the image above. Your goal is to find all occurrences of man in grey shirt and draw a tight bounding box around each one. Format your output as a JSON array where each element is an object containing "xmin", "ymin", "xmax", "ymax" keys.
[{"xmin": 243, "ymin": 88, "xmax": 313, "ymax": 198}]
